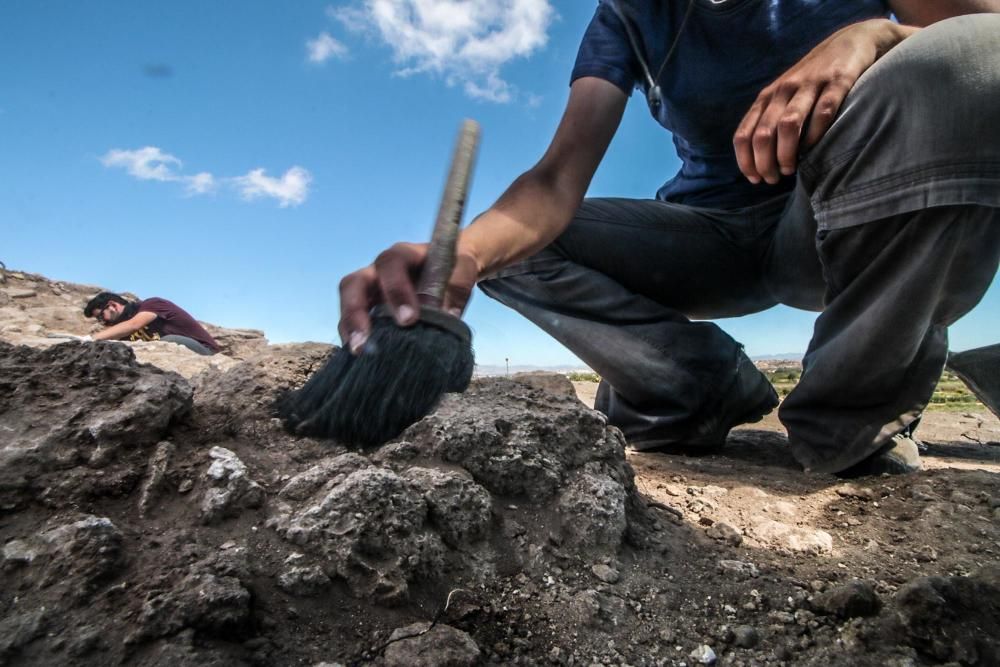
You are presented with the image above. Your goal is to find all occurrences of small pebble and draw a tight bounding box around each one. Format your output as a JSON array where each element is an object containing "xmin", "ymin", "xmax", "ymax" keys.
[
  {"xmin": 733, "ymin": 625, "xmax": 759, "ymax": 648},
  {"xmin": 591, "ymin": 563, "xmax": 620, "ymax": 584},
  {"xmin": 689, "ymin": 644, "xmax": 717, "ymax": 665}
]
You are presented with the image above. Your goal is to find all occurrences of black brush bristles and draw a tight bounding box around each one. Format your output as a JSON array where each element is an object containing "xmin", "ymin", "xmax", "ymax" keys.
[
  {"xmin": 282, "ymin": 120, "xmax": 481, "ymax": 446},
  {"xmin": 279, "ymin": 307, "xmax": 474, "ymax": 447}
]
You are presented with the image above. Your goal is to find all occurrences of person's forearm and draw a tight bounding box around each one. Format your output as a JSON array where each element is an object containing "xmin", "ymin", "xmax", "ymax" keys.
[
  {"xmin": 92, "ymin": 317, "xmax": 152, "ymax": 340},
  {"xmin": 458, "ymin": 166, "xmax": 585, "ymax": 279},
  {"xmin": 454, "ymin": 76, "xmax": 625, "ymax": 280},
  {"xmin": 92, "ymin": 322, "xmax": 135, "ymax": 340}
]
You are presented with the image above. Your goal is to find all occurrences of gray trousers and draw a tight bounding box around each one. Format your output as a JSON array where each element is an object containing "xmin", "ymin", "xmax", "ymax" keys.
[
  {"xmin": 161, "ymin": 334, "xmax": 216, "ymax": 356},
  {"xmin": 479, "ymin": 15, "xmax": 1000, "ymax": 473}
]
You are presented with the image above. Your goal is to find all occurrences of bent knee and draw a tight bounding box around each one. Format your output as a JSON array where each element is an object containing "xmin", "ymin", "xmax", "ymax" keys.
[{"xmin": 865, "ymin": 14, "xmax": 1000, "ymax": 110}]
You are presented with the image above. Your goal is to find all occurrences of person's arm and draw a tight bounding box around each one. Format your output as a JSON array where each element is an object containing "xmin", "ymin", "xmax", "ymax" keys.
[
  {"xmin": 890, "ymin": 0, "xmax": 1000, "ymax": 26},
  {"xmin": 734, "ymin": 1, "xmax": 1000, "ymax": 185},
  {"xmin": 338, "ymin": 76, "xmax": 627, "ymax": 352},
  {"xmin": 458, "ymin": 77, "xmax": 627, "ymax": 279},
  {"xmin": 92, "ymin": 311, "xmax": 157, "ymax": 341}
]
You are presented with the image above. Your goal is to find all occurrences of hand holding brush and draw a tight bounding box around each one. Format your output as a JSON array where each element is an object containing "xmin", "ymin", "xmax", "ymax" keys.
[{"xmin": 280, "ymin": 120, "xmax": 481, "ymax": 446}]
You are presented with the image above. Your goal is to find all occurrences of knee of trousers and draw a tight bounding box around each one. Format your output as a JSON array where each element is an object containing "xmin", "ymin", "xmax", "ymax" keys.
[
  {"xmin": 477, "ymin": 232, "xmax": 579, "ymax": 306},
  {"xmin": 477, "ymin": 260, "xmax": 547, "ymax": 307},
  {"xmin": 857, "ymin": 15, "xmax": 999, "ymax": 129},
  {"xmin": 799, "ymin": 14, "xmax": 1000, "ymax": 222}
]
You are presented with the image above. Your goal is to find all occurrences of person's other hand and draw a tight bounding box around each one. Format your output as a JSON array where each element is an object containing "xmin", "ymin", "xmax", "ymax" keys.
[
  {"xmin": 733, "ymin": 19, "xmax": 913, "ymax": 185},
  {"xmin": 337, "ymin": 242, "xmax": 480, "ymax": 355}
]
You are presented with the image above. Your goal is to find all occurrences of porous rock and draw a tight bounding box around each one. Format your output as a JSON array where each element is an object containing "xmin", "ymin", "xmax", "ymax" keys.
[
  {"xmin": 591, "ymin": 563, "xmax": 621, "ymax": 584},
  {"xmin": 405, "ymin": 467, "xmax": 493, "ymax": 548},
  {"xmin": 269, "ymin": 465, "xmax": 447, "ymax": 605},
  {"xmin": 891, "ymin": 571, "xmax": 1000, "ymax": 664},
  {"xmin": 0, "ymin": 341, "xmax": 192, "ymax": 509},
  {"xmin": 3, "ymin": 515, "xmax": 123, "ymax": 602},
  {"xmin": 706, "ymin": 521, "xmax": 743, "ymax": 546},
  {"xmin": 138, "ymin": 441, "xmax": 175, "ymax": 518},
  {"xmin": 129, "ymin": 340, "xmax": 240, "ymax": 380},
  {"xmin": 277, "ymin": 453, "xmax": 369, "ymax": 501},
  {"xmin": 200, "ymin": 447, "xmax": 265, "ymax": 524},
  {"xmin": 0, "ymin": 609, "xmax": 47, "ymax": 662},
  {"xmin": 752, "ymin": 519, "xmax": 833, "ymax": 554},
  {"xmin": 399, "ymin": 377, "xmax": 629, "ymax": 503},
  {"xmin": 567, "ymin": 589, "xmax": 602, "ymax": 627},
  {"xmin": 65, "ymin": 624, "xmax": 109, "ymax": 658},
  {"xmin": 383, "ymin": 622, "xmax": 480, "ymax": 667},
  {"xmin": 556, "ymin": 469, "xmax": 627, "ymax": 548},
  {"xmin": 267, "ymin": 376, "xmax": 644, "ymax": 606},
  {"xmin": 510, "ymin": 371, "xmax": 577, "ymax": 399},
  {"xmin": 812, "ymin": 580, "xmax": 881, "ymax": 619},
  {"xmin": 277, "ymin": 553, "xmax": 332, "ymax": 597},
  {"xmin": 201, "ymin": 323, "xmax": 269, "ymax": 358},
  {"xmin": 718, "ymin": 560, "xmax": 759, "ymax": 578},
  {"xmin": 136, "ymin": 565, "xmax": 252, "ymax": 641}
]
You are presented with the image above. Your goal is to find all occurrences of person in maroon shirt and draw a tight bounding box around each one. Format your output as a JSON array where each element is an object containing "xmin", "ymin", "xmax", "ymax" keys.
[{"xmin": 83, "ymin": 292, "xmax": 221, "ymax": 355}]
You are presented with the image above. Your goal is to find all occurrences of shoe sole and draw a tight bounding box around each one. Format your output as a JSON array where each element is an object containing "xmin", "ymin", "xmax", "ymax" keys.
[
  {"xmin": 836, "ymin": 436, "xmax": 922, "ymax": 478},
  {"xmin": 628, "ymin": 383, "xmax": 779, "ymax": 452}
]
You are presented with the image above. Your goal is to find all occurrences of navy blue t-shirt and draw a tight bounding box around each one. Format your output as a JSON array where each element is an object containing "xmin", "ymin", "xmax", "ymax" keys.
[{"xmin": 572, "ymin": 0, "xmax": 890, "ymax": 209}]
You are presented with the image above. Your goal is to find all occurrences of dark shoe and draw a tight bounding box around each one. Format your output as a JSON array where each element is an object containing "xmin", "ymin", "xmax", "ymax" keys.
[
  {"xmin": 629, "ymin": 352, "xmax": 779, "ymax": 451},
  {"xmin": 836, "ymin": 434, "xmax": 922, "ymax": 478}
]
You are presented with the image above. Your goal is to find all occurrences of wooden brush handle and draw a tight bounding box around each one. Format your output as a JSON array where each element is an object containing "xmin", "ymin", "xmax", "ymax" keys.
[{"xmin": 416, "ymin": 119, "xmax": 481, "ymax": 307}]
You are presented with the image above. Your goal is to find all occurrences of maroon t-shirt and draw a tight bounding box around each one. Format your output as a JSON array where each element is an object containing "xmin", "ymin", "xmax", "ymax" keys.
[{"xmin": 137, "ymin": 298, "xmax": 221, "ymax": 352}]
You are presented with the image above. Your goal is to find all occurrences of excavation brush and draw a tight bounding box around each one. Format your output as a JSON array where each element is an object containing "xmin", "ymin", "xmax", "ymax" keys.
[{"xmin": 280, "ymin": 120, "xmax": 480, "ymax": 446}]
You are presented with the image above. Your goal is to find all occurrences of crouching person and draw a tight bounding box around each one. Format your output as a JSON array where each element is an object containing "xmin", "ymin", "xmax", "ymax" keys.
[{"xmin": 83, "ymin": 292, "xmax": 220, "ymax": 356}]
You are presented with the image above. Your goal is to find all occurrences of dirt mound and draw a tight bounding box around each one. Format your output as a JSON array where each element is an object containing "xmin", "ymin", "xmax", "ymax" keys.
[
  {"xmin": 0, "ymin": 341, "xmax": 192, "ymax": 511},
  {"xmin": 0, "ymin": 342, "xmax": 656, "ymax": 665},
  {"xmin": 2, "ymin": 268, "xmax": 1000, "ymax": 666}
]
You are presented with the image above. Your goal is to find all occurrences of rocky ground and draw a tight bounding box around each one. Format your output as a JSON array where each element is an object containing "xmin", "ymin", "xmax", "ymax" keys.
[{"xmin": 1, "ymin": 268, "xmax": 999, "ymax": 666}]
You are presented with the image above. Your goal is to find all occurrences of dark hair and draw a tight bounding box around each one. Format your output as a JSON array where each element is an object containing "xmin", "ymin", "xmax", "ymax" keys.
[{"xmin": 84, "ymin": 292, "xmax": 130, "ymax": 318}]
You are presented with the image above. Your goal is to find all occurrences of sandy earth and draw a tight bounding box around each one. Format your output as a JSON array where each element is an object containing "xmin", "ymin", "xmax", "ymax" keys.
[{"xmin": 574, "ymin": 379, "xmax": 1000, "ymax": 544}]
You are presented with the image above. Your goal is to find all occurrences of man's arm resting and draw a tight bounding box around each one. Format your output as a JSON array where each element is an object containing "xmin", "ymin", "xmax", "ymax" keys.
[
  {"xmin": 890, "ymin": 0, "xmax": 1000, "ymax": 26},
  {"xmin": 91, "ymin": 311, "xmax": 157, "ymax": 341}
]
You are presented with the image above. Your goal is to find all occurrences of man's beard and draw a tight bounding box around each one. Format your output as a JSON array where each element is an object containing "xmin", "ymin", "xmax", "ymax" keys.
[{"xmin": 110, "ymin": 302, "xmax": 139, "ymax": 325}]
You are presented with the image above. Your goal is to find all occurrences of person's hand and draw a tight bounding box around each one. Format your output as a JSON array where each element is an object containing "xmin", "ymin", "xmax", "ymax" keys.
[
  {"xmin": 337, "ymin": 242, "xmax": 480, "ymax": 355},
  {"xmin": 733, "ymin": 19, "xmax": 913, "ymax": 185}
]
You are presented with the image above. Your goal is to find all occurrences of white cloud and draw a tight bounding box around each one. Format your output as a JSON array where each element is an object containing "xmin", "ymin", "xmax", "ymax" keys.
[
  {"xmin": 101, "ymin": 146, "xmax": 310, "ymax": 207},
  {"xmin": 184, "ymin": 172, "xmax": 216, "ymax": 195},
  {"xmin": 100, "ymin": 146, "xmax": 183, "ymax": 182},
  {"xmin": 306, "ymin": 31, "xmax": 349, "ymax": 63},
  {"xmin": 331, "ymin": 0, "xmax": 555, "ymax": 103},
  {"xmin": 232, "ymin": 167, "xmax": 312, "ymax": 208}
]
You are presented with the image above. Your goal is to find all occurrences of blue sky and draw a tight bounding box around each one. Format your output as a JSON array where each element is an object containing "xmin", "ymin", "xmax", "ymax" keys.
[{"xmin": 2, "ymin": 1, "xmax": 996, "ymax": 367}]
